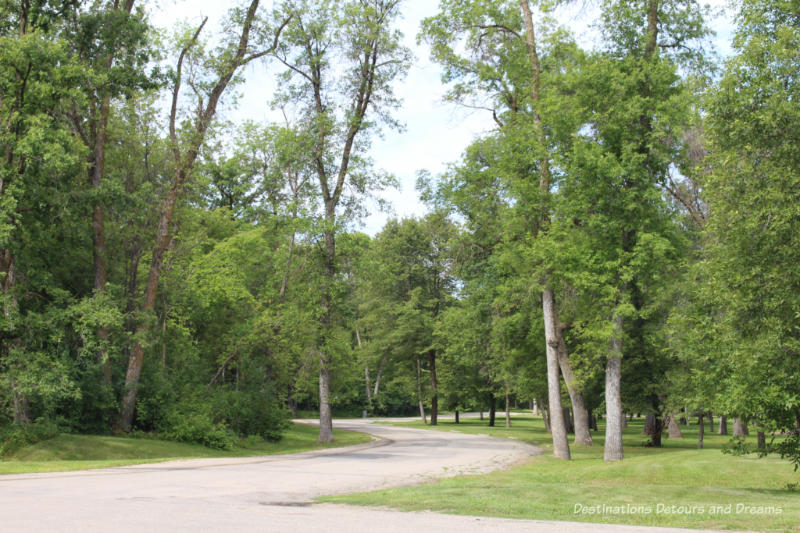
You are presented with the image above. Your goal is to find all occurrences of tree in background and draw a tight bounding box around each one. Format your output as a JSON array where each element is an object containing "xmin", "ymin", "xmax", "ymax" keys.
[
  {"xmin": 272, "ymin": 0, "xmax": 409, "ymax": 442},
  {"xmin": 697, "ymin": 0, "xmax": 800, "ymax": 463}
]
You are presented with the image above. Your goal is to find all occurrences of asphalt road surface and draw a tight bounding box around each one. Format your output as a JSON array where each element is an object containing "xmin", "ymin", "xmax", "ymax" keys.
[{"xmin": 0, "ymin": 418, "xmax": 732, "ymax": 532}]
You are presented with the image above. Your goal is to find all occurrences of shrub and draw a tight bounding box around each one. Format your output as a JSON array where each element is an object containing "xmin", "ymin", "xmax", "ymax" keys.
[
  {"xmin": 211, "ymin": 388, "xmax": 290, "ymax": 442},
  {"xmin": 0, "ymin": 419, "xmax": 59, "ymax": 457},
  {"xmin": 157, "ymin": 397, "xmax": 236, "ymax": 450}
]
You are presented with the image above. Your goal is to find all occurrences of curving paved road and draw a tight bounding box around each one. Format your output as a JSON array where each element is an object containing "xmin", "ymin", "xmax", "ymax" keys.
[{"xmin": 0, "ymin": 419, "xmax": 728, "ymax": 532}]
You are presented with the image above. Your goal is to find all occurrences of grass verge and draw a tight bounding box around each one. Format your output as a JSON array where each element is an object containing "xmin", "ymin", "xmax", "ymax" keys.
[
  {"xmin": 0, "ymin": 422, "xmax": 371, "ymax": 475},
  {"xmin": 322, "ymin": 416, "xmax": 799, "ymax": 532}
]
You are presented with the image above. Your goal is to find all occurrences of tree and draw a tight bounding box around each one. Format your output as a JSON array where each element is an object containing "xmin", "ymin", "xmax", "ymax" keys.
[
  {"xmin": 64, "ymin": 0, "xmax": 156, "ymax": 384},
  {"xmin": 548, "ymin": 0, "xmax": 709, "ymax": 461},
  {"xmin": 272, "ymin": 0, "xmax": 409, "ymax": 442},
  {"xmin": 118, "ymin": 0, "xmax": 288, "ymax": 431},
  {"xmin": 420, "ymin": 0, "xmax": 583, "ymax": 458},
  {"xmin": 1, "ymin": 1, "xmax": 90, "ymax": 424},
  {"xmin": 699, "ymin": 0, "xmax": 800, "ymax": 463}
]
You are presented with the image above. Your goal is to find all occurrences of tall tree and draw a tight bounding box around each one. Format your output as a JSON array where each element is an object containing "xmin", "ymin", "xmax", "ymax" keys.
[
  {"xmin": 421, "ymin": 0, "xmax": 588, "ymax": 457},
  {"xmin": 700, "ymin": 0, "xmax": 800, "ymax": 455},
  {"xmin": 118, "ymin": 0, "xmax": 288, "ymax": 431},
  {"xmin": 272, "ymin": 0, "xmax": 409, "ymax": 442},
  {"xmin": 549, "ymin": 0, "xmax": 709, "ymax": 461},
  {"xmin": 64, "ymin": 0, "xmax": 156, "ymax": 384}
]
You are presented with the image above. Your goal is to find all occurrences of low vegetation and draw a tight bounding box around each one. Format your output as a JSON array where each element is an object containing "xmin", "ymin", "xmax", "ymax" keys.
[
  {"xmin": 324, "ymin": 416, "xmax": 799, "ymax": 532},
  {"xmin": 0, "ymin": 423, "xmax": 370, "ymax": 475}
]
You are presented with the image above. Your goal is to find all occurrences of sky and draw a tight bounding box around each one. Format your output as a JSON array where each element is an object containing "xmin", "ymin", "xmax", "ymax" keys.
[{"xmin": 151, "ymin": 0, "xmax": 734, "ymax": 235}]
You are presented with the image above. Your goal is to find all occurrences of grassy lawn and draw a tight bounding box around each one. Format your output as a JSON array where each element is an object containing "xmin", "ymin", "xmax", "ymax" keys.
[
  {"xmin": 0, "ymin": 422, "xmax": 371, "ymax": 475},
  {"xmin": 323, "ymin": 415, "xmax": 800, "ymax": 532}
]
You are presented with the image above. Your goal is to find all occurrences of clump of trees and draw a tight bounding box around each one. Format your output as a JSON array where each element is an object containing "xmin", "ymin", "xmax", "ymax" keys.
[{"xmin": 0, "ymin": 0, "xmax": 798, "ymax": 470}]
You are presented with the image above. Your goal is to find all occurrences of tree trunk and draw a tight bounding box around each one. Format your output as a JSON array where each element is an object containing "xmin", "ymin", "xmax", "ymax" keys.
[
  {"xmin": 557, "ymin": 334, "xmax": 592, "ymax": 445},
  {"xmin": 648, "ymin": 417, "xmax": 664, "ymax": 447},
  {"xmin": 621, "ymin": 413, "xmax": 628, "ymax": 428},
  {"xmin": 733, "ymin": 417, "xmax": 748, "ymax": 437},
  {"xmin": 757, "ymin": 431, "xmax": 766, "ymax": 450},
  {"xmin": 505, "ymin": 381, "xmax": 511, "ymax": 428},
  {"xmin": 563, "ymin": 407, "xmax": 574, "ymax": 434},
  {"xmin": 706, "ymin": 413, "xmax": 714, "ymax": 433},
  {"xmin": 644, "ymin": 413, "xmax": 656, "ymax": 434},
  {"xmin": 697, "ymin": 413, "xmax": 704, "ymax": 449},
  {"xmin": 489, "ymin": 394, "xmax": 496, "ymax": 427},
  {"xmin": 357, "ymin": 327, "xmax": 371, "ymax": 409},
  {"xmin": 542, "ymin": 289, "xmax": 570, "ymax": 459},
  {"xmin": 589, "ymin": 408, "xmax": 598, "ymax": 431},
  {"xmin": 667, "ymin": 416, "xmax": 683, "ymax": 438},
  {"xmin": 317, "ymin": 357, "xmax": 334, "ymax": 442},
  {"xmin": 604, "ymin": 316, "xmax": 624, "ymax": 462},
  {"xmin": 317, "ymin": 220, "xmax": 337, "ymax": 442},
  {"xmin": 428, "ymin": 349, "xmax": 438, "ymax": 425},
  {"xmin": 455, "ymin": 410, "xmax": 459, "ymax": 424},
  {"xmin": 718, "ymin": 415, "xmax": 728, "ymax": 435},
  {"xmin": 416, "ymin": 358, "xmax": 427, "ymax": 425},
  {"xmin": 372, "ymin": 352, "xmax": 389, "ymax": 398},
  {"xmin": 119, "ymin": 180, "xmax": 182, "ymax": 432},
  {"xmin": 543, "ymin": 406, "xmax": 551, "ymax": 433}
]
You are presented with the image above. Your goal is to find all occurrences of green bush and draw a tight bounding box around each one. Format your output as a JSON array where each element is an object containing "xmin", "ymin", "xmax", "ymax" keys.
[
  {"xmin": 0, "ymin": 419, "xmax": 60, "ymax": 457},
  {"xmin": 158, "ymin": 397, "xmax": 236, "ymax": 450},
  {"xmin": 211, "ymin": 388, "xmax": 290, "ymax": 442}
]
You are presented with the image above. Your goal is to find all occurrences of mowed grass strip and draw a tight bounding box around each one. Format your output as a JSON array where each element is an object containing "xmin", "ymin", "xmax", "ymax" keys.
[
  {"xmin": 0, "ymin": 422, "xmax": 371, "ymax": 475},
  {"xmin": 322, "ymin": 416, "xmax": 800, "ymax": 532}
]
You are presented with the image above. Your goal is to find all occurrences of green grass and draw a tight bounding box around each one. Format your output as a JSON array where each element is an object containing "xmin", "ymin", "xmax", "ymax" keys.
[
  {"xmin": 0, "ymin": 422, "xmax": 371, "ymax": 475},
  {"xmin": 323, "ymin": 416, "xmax": 800, "ymax": 532}
]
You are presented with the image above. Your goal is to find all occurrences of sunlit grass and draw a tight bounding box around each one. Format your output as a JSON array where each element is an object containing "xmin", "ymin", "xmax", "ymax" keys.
[{"xmin": 324, "ymin": 415, "xmax": 800, "ymax": 532}]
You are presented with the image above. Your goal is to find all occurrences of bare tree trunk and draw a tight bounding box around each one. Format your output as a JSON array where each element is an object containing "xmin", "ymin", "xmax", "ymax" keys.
[
  {"xmin": 416, "ymin": 358, "xmax": 427, "ymax": 424},
  {"xmin": 357, "ymin": 327, "xmax": 372, "ymax": 409},
  {"xmin": 428, "ymin": 349, "xmax": 438, "ymax": 425},
  {"xmin": 557, "ymin": 334, "xmax": 592, "ymax": 445},
  {"xmin": 718, "ymin": 415, "xmax": 728, "ymax": 435},
  {"xmin": 706, "ymin": 413, "xmax": 714, "ymax": 433},
  {"xmin": 505, "ymin": 381, "xmax": 511, "ymax": 428},
  {"xmin": 372, "ymin": 352, "xmax": 389, "ymax": 398},
  {"xmin": 543, "ymin": 289, "xmax": 570, "ymax": 459},
  {"xmin": 455, "ymin": 410, "xmax": 459, "ymax": 424},
  {"xmin": 489, "ymin": 395, "xmax": 496, "ymax": 427},
  {"xmin": 667, "ymin": 416, "xmax": 683, "ymax": 438},
  {"xmin": 733, "ymin": 417, "xmax": 748, "ymax": 437},
  {"xmin": 697, "ymin": 413, "xmax": 705, "ymax": 449},
  {"xmin": 604, "ymin": 316, "xmax": 624, "ymax": 462},
  {"xmin": 318, "ymin": 356, "xmax": 334, "ymax": 441},
  {"xmin": 757, "ymin": 431, "xmax": 766, "ymax": 450},
  {"xmin": 644, "ymin": 413, "xmax": 657, "ymax": 435},
  {"xmin": 543, "ymin": 405, "xmax": 551, "ymax": 433},
  {"xmin": 563, "ymin": 407, "xmax": 574, "ymax": 434},
  {"xmin": 621, "ymin": 412, "xmax": 628, "ymax": 428}
]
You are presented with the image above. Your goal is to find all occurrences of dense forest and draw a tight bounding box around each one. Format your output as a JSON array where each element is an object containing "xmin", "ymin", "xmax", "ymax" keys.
[{"xmin": 1, "ymin": 0, "xmax": 798, "ymax": 467}]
